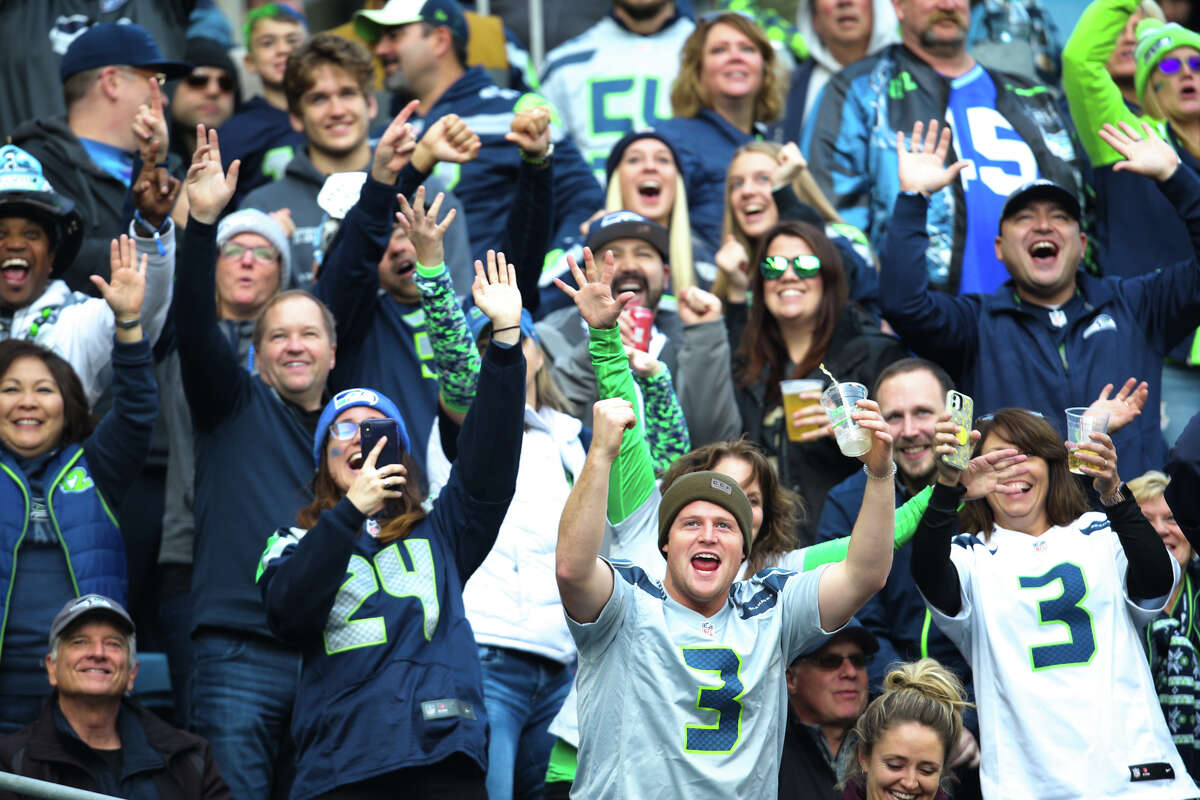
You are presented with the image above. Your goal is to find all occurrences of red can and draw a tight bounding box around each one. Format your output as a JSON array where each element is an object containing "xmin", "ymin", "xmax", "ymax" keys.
[{"xmin": 629, "ymin": 306, "xmax": 654, "ymax": 352}]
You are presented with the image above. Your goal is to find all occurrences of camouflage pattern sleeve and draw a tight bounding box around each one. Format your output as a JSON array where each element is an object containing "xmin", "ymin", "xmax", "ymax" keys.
[
  {"xmin": 415, "ymin": 262, "xmax": 482, "ymax": 414},
  {"xmin": 634, "ymin": 365, "xmax": 691, "ymax": 475}
]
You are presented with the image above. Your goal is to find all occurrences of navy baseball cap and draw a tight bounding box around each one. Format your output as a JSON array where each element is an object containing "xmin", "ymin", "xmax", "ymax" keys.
[
  {"xmin": 61, "ymin": 23, "xmax": 191, "ymax": 82},
  {"xmin": 466, "ymin": 306, "xmax": 539, "ymax": 344},
  {"xmin": 999, "ymin": 180, "xmax": 1081, "ymax": 232},
  {"xmin": 585, "ymin": 210, "xmax": 670, "ymax": 263},
  {"xmin": 355, "ymin": 0, "xmax": 469, "ymax": 44},
  {"xmin": 795, "ymin": 617, "xmax": 880, "ymax": 660}
]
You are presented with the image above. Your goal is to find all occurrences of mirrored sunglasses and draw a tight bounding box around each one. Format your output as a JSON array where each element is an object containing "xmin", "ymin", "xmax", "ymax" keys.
[
  {"xmin": 759, "ymin": 254, "xmax": 821, "ymax": 280},
  {"xmin": 328, "ymin": 421, "xmax": 359, "ymax": 441},
  {"xmin": 1158, "ymin": 55, "xmax": 1200, "ymax": 75}
]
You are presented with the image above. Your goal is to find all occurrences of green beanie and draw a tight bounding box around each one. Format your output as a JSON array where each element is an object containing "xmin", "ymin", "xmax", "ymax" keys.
[
  {"xmin": 657, "ymin": 471, "xmax": 754, "ymax": 558},
  {"xmin": 1135, "ymin": 18, "xmax": 1200, "ymax": 103}
]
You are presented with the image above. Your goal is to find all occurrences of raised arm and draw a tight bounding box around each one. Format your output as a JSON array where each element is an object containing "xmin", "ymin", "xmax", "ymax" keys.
[
  {"xmin": 504, "ymin": 105, "xmax": 555, "ymax": 311},
  {"xmin": 556, "ymin": 397, "xmax": 636, "ymax": 623}
]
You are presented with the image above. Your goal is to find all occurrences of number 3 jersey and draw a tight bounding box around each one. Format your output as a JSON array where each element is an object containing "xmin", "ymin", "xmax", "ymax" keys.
[
  {"xmin": 567, "ymin": 560, "xmax": 830, "ymax": 799},
  {"xmin": 930, "ymin": 512, "xmax": 1197, "ymax": 799}
]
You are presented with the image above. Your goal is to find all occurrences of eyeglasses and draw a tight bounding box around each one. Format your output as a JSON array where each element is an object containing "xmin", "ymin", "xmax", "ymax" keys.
[
  {"xmin": 1158, "ymin": 55, "xmax": 1200, "ymax": 75},
  {"xmin": 759, "ymin": 254, "xmax": 821, "ymax": 280},
  {"xmin": 121, "ymin": 67, "xmax": 166, "ymax": 86},
  {"xmin": 328, "ymin": 421, "xmax": 359, "ymax": 441},
  {"xmin": 220, "ymin": 242, "xmax": 280, "ymax": 262},
  {"xmin": 805, "ymin": 652, "xmax": 873, "ymax": 671},
  {"xmin": 184, "ymin": 72, "xmax": 235, "ymax": 93}
]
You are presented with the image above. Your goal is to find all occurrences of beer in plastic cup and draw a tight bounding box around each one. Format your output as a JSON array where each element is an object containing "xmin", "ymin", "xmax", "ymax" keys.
[
  {"xmin": 629, "ymin": 306, "xmax": 654, "ymax": 352},
  {"xmin": 820, "ymin": 382, "xmax": 872, "ymax": 457},
  {"xmin": 781, "ymin": 379, "xmax": 826, "ymax": 441},
  {"xmin": 1065, "ymin": 407, "xmax": 1110, "ymax": 474}
]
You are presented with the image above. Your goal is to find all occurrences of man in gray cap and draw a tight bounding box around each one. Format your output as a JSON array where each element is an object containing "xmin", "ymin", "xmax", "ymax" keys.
[
  {"xmin": 555, "ymin": 393, "xmax": 897, "ymax": 798},
  {"xmin": 881, "ymin": 118, "xmax": 1200, "ymax": 480},
  {"xmin": 0, "ymin": 594, "xmax": 230, "ymax": 799}
]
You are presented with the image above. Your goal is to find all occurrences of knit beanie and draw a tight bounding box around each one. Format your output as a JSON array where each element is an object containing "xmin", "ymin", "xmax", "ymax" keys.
[
  {"xmin": 657, "ymin": 471, "xmax": 754, "ymax": 558},
  {"xmin": 217, "ymin": 209, "xmax": 292, "ymax": 289},
  {"xmin": 1135, "ymin": 18, "xmax": 1200, "ymax": 103}
]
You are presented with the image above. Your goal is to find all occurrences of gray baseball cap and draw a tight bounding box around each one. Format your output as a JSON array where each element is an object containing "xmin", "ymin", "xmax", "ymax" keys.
[{"xmin": 48, "ymin": 594, "xmax": 134, "ymax": 650}]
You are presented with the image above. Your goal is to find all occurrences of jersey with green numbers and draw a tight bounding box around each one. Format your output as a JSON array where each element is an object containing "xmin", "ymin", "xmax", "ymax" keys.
[
  {"xmin": 567, "ymin": 559, "xmax": 829, "ymax": 798},
  {"xmin": 931, "ymin": 512, "xmax": 1195, "ymax": 798}
]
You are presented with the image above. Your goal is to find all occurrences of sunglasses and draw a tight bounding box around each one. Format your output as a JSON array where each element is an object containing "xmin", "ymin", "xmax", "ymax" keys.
[
  {"xmin": 1158, "ymin": 55, "xmax": 1200, "ymax": 75},
  {"xmin": 220, "ymin": 242, "xmax": 279, "ymax": 262},
  {"xmin": 805, "ymin": 652, "xmax": 873, "ymax": 671},
  {"xmin": 328, "ymin": 421, "xmax": 359, "ymax": 441},
  {"xmin": 184, "ymin": 72, "xmax": 235, "ymax": 93},
  {"xmin": 759, "ymin": 254, "xmax": 821, "ymax": 280}
]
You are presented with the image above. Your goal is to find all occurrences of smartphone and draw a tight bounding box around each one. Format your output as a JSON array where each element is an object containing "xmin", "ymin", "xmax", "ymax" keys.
[
  {"xmin": 359, "ymin": 418, "xmax": 403, "ymax": 469},
  {"xmin": 941, "ymin": 390, "xmax": 974, "ymax": 471}
]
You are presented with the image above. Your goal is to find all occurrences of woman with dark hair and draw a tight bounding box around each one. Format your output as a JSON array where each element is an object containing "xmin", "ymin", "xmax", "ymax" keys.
[
  {"xmin": 913, "ymin": 408, "xmax": 1195, "ymax": 798},
  {"xmin": 255, "ymin": 257, "xmax": 527, "ymax": 800},
  {"xmin": 730, "ymin": 219, "xmax": 906, "ymax": 545},
  {"xmin": 0, "ymin": 238, "xmax": 156, "ymax": 733},
  {"xmin": 658, "ymin": 12, "xmax": 786, "ymax": 247}
]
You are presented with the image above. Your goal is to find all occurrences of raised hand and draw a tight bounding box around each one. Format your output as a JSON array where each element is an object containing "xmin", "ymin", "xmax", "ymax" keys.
[
  {"xmin": 92, "ymin": 235, "xmax": 148, "ymax": 321},
  {"xmin": 714, "ymin": 235, "xmax": 750, "ymax": 302},
  {"xmin": 896, "ymin": 119, "xmax": 969, "ymax": 196},
  {"xmin": 472, "ymin": 250, "xmax": 523, "ymax": 343},
  {"xmin": 185, "ymin": 125, "xmax": 239, "ymax": 225},
  {"xmin": 505, "ymin": 105, "xmax": 551, "ymax": 158},
  {"xmin": 269, "ymin": 208, "xmax": 296, "ymax": 238},
  {"xmin": 131, "ymin": 139, "xmax": 181, "ymax": 230},
  {"xmin": 346, "ymin": 436, "xmax": 407, "ymax": 515},
  {"xmin": 852, "ymin": 400, "xmax": 894, "ymax": 475},
  {"xmin": 132, "ymin": 78, "xmax": 169, "ymax": 178},
  {"xmin": 772, "ymin": 141, "xmax": 807, "ymax": 187},
  {"xmin": 961, "ymin": 444, "xmax": 1028, "ymax": 500},
  {"xmin": 590, "ymin": 397, "xmax": 636, "ymax": 461},
  {"xmin": 1089, "ymin": 377, "xmax": 1149, "ymax": 434},
  {"xmin": 1068, "ymin": 431, "xmax": 1122, "ymax": 497},
  {"xmin": 932, "ymin": 413, "xmax": 967, "ymax": 486},
  {"xmin": 1099, "ymin": 120, "xmax": 1180, "ymax": 182},
  {"xmin": 370, "ymin": 99, "xmax": 420, "ymax": 184},
  {"xmin": 397, "ymin": 185, "xmax": 456, "ymax": 267},
  {"xmin": 677, "ymin": 286, "xmax": 723, "ymax": 325},
  {"xmin": 553, "ymin": 247, "xmax": 634, "ymax": 330},
  {"xmin": 412, "ymin": 114, "xmax": 481, "ymax": 172}
]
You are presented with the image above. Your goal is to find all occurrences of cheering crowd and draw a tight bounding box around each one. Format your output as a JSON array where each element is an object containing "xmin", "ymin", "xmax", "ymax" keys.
[{"xmin": 2, "ymin": 0, "xmax": 1200, "ymax": 798}]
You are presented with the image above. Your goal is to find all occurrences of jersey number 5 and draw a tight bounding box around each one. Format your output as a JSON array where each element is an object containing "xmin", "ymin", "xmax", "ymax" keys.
[
  {"xmin": 682, "ymin": 647, "xmax": 744, "ymax": 753},
  {"xmin": 1018, "ymin": 562, "xmax": 1097, "ymax": 670}
]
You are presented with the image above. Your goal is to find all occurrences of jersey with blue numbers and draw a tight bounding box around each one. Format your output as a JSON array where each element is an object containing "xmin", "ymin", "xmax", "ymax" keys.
[
  {"xmin": 539, "ymin": 15, "xmax": 695, "ymax": 183},
  {"xmin": 948, "ymin": 64, "xmax": 1040, "ymax": 295},
  {"xmin": 929, "ymin": 512, "xmax": 1197, "ymax": 799},
  {"xmin": 567, "ymin": 559, "xmax": 830, "ymax": 798}
]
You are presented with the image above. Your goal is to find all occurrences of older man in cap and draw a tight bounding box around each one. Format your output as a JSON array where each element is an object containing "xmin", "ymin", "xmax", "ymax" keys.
[
  {"xmin": 12, "ymin": 22, "xmax": 190, "ymax": 293},
  {"xmin": 0, "ymin": 594, "xmax": 229, "ymax": 799},
  {"xmin": 881, "ymin": 118, "xmax": 1200, "ymax": 479}
]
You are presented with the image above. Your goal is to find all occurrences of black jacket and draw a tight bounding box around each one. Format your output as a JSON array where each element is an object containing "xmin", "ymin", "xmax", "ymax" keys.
[
  {"xmin": 0, "ymin": 694, "xmax": 229, "ymax": 800},
  {"xmin": 778, "ymin": 712, "xmax": 843, "ymax": 800}
]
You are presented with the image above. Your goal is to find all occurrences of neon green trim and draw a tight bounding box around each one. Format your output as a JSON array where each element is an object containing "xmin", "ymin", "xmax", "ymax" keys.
[
  {"xmin": 1189, "ymin": 329, "xmax": 1200, "ymax": 366},
  {"xmin": 920, "ymin": 609, "xmax": 932, "ymax": 659},
  {"xmin": 415, "ymin": 261, "xmax": 448, "ymax": 279},
  {"xmin": 545, "ymin": 738, "xmax": 578, "ymax": 783},
  {"xmin": 47, "ymin": 450, "xmax": 88, "ymax": 596},
  {"xmin": 0, "ymin": 463, "xmax": 31, "ymax": 665}
]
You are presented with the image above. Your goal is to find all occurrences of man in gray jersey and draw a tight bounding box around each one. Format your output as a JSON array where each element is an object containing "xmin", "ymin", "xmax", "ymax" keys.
[{"xmin": 556, "ymin": 394, "xmax": 897, "ymax": 797}]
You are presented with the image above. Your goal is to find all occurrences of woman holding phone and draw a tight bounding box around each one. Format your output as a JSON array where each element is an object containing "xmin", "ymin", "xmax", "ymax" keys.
[{"xmin": 255, "ymin": 255, "xmax": 527, "ymax": 800}]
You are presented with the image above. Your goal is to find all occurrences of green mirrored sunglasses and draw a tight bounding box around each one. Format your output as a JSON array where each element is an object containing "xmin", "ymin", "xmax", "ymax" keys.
[{"xmin": 759, "ymin": 254, "xmax": 820, "ymax": 280}]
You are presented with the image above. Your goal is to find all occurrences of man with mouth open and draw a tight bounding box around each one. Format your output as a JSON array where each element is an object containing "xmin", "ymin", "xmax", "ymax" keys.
[
  {"xmin": 556, "ymin": 391, "xmax": 897, "ymax": 798},
  {"xmin": 881, "ymin": 118, "xmax": 1200, "ymax": 483}
]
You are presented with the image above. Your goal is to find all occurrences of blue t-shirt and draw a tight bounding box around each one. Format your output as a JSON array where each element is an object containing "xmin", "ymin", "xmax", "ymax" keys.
[
  {"xmin": 79, "ymin": 138, "xmax": 134, "ymax": 187},
  {"xmin": 948, "ymin": 64, "xmax": 1040, "ymax": 295}
]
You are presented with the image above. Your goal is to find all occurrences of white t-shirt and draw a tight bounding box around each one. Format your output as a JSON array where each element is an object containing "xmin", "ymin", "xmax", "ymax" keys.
[
  {"xmin": 567, "ymin": 559, "xmax": 831, "ymax": 798},
  {"xmin": 927, "ymin": 512, "xmax": 1196, "ymax": 799}
]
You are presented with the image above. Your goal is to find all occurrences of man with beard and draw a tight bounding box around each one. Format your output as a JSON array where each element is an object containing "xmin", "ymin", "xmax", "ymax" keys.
[
  {"xmin": 240, "ymin": 33, "xmax": 473, "ymax": 286},
  {"xmin": 806, "ymin": 0, "xmax": 1084, "ymax": 296},
  {"xmin": 539, "ymin": 0, "xmax": 695, "ymax": 182},
  {"xmin": 541, "ymin": 210, "xmax": 741, "ymax": 447}
]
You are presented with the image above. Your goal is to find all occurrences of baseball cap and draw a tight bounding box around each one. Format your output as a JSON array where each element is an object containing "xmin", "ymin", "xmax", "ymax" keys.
[
  {"xmin": 585, "ymin": 210, "xmax": 670, "ymax": 263},
  {"xmin": 998, "ymin": 180, "xmax": 1081, "ymax": 232},
  {"xmin": 658, "ymin": 470, "xmax": 755, "ymax": 557},
  {"xmin": 0, "ymin": 144, "xmax": 84, "ymax": 276},
  {"xmin": 465, "ymin": 306, "xmax": 539, "ymax": 344},
  {"xmin": 355, "ymin": 0, "xmax": 469, "ymax": 44},
  {"xmin": 60, "ymin": 23, "xmax": 191, "ymax": 82},
  {"xmin": 313, "ymin": 388, "xmax": 411, "ymax": 467},
  {"xmin": 48, "ymin": 594, "xmax": 135, "ymax": 650},
  {"xmin": 794, "ymin": 617, "xmax": 880, "ymax": 661}
]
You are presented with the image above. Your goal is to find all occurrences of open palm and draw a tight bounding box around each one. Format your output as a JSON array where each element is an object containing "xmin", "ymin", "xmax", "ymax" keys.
[{"xmin": 896, "ymin": 119, "xmax": 968, "ymax": 196}]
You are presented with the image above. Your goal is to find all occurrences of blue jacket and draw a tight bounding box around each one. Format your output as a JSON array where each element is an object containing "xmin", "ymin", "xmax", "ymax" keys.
[
  {"xmin": 879, "ymin": 166, "xmax": 1200, "ymax": 479},
  {"xmin": 657, "ymin": 110, "xmax": 765, "ymax": 248},
  {"xmin": 417, "ymin": 66, "xmax": 602, "ymax": 265},
  {"xmin": 257, "ymin": 341, "xmax": 525, "ymax": 800},
  {"xmin": 806, "ymin": 44, "xmax": 1083, "ymax": 294},
  {"xmin": 0, "ymin": 339, "xmax": 156, "ymax": 660}
]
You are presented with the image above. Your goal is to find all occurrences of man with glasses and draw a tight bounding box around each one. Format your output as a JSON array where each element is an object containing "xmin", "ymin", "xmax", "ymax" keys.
[
  {"xmin": 11, "ymin": 23, "xmax": 190, "ymax": 295},
  {"xmin": 780, "ymin": 621, "xmax": 878, "ymax": 799},
  {"xmin": 169, "ymin": 37, "xmax": 241, "ymax": 167}
]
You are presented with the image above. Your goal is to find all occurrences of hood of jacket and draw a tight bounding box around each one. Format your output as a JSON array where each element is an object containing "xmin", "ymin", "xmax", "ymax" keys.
[{"xmin": 794, "ymin": 0, "xmax": 900, "ymax": 76}]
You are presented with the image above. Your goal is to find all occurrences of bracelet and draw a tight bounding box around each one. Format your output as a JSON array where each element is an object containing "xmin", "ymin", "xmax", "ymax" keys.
[
  {"xmin": 491, "ymin": 325, "xmax": 521, "ymax": 335},
  {"xmin": 1099, "ymin": 482, "xmax": 1127, "ymax": 507},
  {"xmin": 133, "ymin": 209, "xmax": 169, "ymax": 256},
  {"xmin": 114, "ymin": 317, "xmax": 141, "ymax": 330},
  {"xmin": 863, "ymin": 461, "xmax": 897, "ymax": 481},
  {"xmin": 520, "ymin": 141, "xmax": 554, "ymax": 165}
]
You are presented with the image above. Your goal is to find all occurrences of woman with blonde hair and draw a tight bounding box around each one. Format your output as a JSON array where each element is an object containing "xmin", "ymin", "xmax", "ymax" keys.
[
  {"xmin": 840, "ymin": 659, "xmax": 969, "ymax": 800},
  {"xmin": 658, "ymin": 12, "xmax": 785, "ymax": 248}
]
